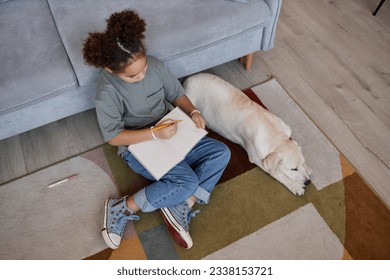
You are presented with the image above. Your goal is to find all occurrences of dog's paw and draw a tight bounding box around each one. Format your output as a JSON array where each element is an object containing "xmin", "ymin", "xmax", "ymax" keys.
[
  {"xmin": 293, "ymin": 187, "xmax": 305, "ymax": 196},
  {"xmin": 286, "ymin": 184, "xmax": 305, "ymax": 196}
]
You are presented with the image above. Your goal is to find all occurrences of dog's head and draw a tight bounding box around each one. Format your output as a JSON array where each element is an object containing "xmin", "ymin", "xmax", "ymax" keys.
[{"xmin": 263, "ymin": 140, "xmax": 312, "ymax": 189}]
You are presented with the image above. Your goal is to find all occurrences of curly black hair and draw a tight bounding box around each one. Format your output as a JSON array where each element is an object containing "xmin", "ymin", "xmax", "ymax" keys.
[{"xmin": 83, "ymin": 9, "xmax": 146, "ymax": 73}]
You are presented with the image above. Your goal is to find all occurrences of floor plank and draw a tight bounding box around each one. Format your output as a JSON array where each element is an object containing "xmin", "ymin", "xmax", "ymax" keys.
[{"xmin": 0, "ymin": 136, "xmax": 27, "ymax": 182}]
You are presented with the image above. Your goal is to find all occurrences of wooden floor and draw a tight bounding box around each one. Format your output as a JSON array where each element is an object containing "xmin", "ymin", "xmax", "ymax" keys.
[{"xmin": 1, "ymin": 0, "xmax": 389, "ymax": 206}]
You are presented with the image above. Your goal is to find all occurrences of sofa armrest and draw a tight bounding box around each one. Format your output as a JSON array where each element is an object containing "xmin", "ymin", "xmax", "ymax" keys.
[{"xmin": 261, "ymin": 0, "xmax": 282, "ymax": 50}]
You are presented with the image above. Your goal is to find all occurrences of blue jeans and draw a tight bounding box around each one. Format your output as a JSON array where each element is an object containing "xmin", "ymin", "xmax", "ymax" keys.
[{"xmin": 122, "ymin": 137, "xmax": 230, "ymax": 212}]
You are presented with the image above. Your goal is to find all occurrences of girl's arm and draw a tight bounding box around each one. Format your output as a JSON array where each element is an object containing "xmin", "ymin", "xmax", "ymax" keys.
[
  {"xmin": 173, "ymin": 95, "xmax": 206, "ymax": 129},
  {"xmin": 108, "ymin": 119, "xmax": 178, "ymax": 146},
  {"xmin": 108, "ymin": 128, "xmax": 153, "ymax": 146}
]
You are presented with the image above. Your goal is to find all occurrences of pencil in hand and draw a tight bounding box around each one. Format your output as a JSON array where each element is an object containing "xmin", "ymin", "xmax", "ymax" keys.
[{"xmin": 151, "ymin": 120, "xmax": 183, "ymax": 131}]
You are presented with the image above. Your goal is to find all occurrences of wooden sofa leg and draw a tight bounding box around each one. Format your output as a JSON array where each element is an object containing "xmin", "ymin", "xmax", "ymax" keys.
[{"xmin": 240, "ymin": 53, "xmax": 253, "ymax": 71}]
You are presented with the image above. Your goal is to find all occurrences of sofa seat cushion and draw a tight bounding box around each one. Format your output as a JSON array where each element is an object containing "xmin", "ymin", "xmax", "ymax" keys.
[
  {"xmin": 0, "ymin": 0, "xmax": 77, "ymax": 114},
  {"xmin": 47, "ymin": 0, "xmax": 271, "ymax": 87}
]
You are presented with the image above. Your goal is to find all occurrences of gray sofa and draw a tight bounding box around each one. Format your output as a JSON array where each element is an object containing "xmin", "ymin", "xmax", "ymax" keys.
[{"xmin": 0, "ymin": 0, "xmax": 282, "ymax": 140}]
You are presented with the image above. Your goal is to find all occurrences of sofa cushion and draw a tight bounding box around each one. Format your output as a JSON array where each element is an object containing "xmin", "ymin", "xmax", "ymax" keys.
[
  {"xmin": 47, "ymin": 0, "xmax": 271, "ymax": 87},
  {"xmin": 0, "ymin": 0, "xmax": 77, "ymax": 114}
]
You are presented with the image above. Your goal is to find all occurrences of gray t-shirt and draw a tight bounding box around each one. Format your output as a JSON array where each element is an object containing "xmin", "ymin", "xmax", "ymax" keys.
[{"xmin": 95, "ymin": 56, "xmax": 185, "ymax": 155}]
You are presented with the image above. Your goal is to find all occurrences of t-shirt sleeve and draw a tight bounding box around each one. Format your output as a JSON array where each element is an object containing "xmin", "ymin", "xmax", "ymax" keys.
[
  {"xmin": 157, "ymin": 61, "xmax": 185, "ymax": 103},
  {"xmin": 95, "ymin": 87, "xmax": 124, "ymax": 142}
]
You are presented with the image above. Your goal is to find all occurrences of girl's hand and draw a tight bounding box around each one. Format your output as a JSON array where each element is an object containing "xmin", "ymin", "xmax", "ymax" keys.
[
  {"xmin": 191, "ymin": 111, "xmax": 206, "ymax": 129},
  {"xmin": 153, "ymin": 119, "xmax": 178, "ymax": 139}
]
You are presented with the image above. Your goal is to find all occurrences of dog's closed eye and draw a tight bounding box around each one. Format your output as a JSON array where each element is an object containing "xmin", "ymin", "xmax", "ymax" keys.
[{"xmin": 291, "ymin": 168, "xmax": 298, "ymax": 171}]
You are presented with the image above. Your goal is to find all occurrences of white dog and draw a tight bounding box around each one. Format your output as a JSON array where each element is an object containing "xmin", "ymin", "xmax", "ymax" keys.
[{"xmin": 184, "ymin": 73, "xmax": 312, "ymax": 196}]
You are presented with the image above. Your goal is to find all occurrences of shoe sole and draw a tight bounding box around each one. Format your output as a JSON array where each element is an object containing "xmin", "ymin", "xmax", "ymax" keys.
[
  {"xmin": 101, "ymin": 198, "xmax": 119, "ymax": 249},
  {"xmin": 160, "ymin": 207, "xmax": 193, "ymax": 249}
]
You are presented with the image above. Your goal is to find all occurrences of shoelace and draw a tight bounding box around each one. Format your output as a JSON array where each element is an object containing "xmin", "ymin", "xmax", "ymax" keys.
[
  {"xmin": 188, "ymin": 209, "xmax": 201, "ymax": 224},
  {"xmin": 114, "ymin": 213, "xmax": 140, "ymax": 232}
]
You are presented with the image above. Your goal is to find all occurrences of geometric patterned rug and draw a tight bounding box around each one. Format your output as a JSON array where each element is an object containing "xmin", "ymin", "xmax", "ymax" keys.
[
  {"xmin": 1, "ymin": 78, "xmax": 388, "ymax": 259},
  {"xmin": 85, "ymin": 78, "xmax": 390, "ymax": 260}
]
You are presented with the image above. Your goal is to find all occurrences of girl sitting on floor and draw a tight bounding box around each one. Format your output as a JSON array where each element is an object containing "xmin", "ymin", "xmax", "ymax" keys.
[{"xmin": 82, "ymin": 9, "xmax": 230, "ymax": 249}]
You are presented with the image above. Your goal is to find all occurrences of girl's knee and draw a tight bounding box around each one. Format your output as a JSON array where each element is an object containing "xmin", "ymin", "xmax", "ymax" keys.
[
  {"xmin": 215, "ymin": 142, "xmax": 231, "ymax": 163},
  {"xmin": 223, "ymin": 142, "xmax": 231, "ymax": 158}
]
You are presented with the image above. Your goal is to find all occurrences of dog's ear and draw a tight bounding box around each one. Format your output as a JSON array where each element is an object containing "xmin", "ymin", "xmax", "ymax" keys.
[{"xmin": 263, "ymin": 152, "xmax": 283, "ymax": 175}]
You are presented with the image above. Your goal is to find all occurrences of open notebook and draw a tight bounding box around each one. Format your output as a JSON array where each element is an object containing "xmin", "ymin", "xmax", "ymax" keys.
[{"xmin": 127, "ymin": 107, "xmax": 208, "ymax": 180}]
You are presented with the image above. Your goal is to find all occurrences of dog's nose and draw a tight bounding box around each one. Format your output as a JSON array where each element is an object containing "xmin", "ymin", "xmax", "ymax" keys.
[{"xmin": 304, "ymin": 180, "xmax": 311, "ymax": 186}]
